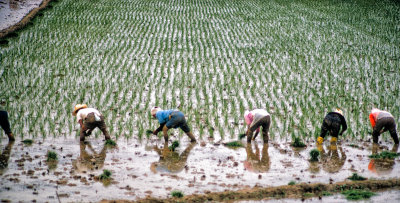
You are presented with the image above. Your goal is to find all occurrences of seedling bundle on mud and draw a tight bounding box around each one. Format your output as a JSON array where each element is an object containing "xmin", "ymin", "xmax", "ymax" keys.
[{"xmin": 369, "ymin": 151, "xmax": 400, "ymax": 159}]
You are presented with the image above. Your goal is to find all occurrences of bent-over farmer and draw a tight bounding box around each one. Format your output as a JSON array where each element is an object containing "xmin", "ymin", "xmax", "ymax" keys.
[
  {"xmin": 317, "ymin": 108, "xmax": 347, "ymax": 144},
  {"xmin": 151, "ymin": 107, "xmax": 196, "ymax": 143},
  {"xmin": 244, "ymin": 109, "xmax": 271, "ymax": 143},
  {"xmin": 369, "ymin": 108, "xmax": 399, "ymax": 144},
  {"xmin": 72, "ymin": 104, "xmax": 111, "ymax": 142},
  {"xmin": 0, "ymin": 102, "xmax": 15, "ymax": 141}
]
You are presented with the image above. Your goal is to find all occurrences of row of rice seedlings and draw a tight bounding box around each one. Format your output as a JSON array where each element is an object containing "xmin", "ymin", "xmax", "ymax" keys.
[{"xmin": 1, "ymin": 0, "xmax": 399, "ymax": 141}]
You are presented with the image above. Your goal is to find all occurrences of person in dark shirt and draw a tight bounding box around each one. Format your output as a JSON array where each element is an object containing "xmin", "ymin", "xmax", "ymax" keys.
[
  {"xmin": 0, "ymin": 102, "xmax": 15, "ymax": 141},
  {"xmin": 317, "ymin": 108, "xmax": 347, "ymax": 144}
]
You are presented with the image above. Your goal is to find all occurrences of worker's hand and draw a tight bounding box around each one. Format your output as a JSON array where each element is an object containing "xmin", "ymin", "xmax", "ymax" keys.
[{"xmin": 153, "ymin": 130, "xmax": 158, "ymax": 135}]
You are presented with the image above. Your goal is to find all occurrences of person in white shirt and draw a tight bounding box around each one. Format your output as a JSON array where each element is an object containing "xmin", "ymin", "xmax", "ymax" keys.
[
  {"xmin": 244, "ymin": 109, "xmax": 271, "ymax": 143},
  {"xmin": 72, "ymin": 104, "xmax": 111, "ymax": 142}
]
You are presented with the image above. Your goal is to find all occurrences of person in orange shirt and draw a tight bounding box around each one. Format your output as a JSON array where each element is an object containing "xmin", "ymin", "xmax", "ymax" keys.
[{"xmin": 369, "ymin": 108, "xmax": 399, "ymax": 144}]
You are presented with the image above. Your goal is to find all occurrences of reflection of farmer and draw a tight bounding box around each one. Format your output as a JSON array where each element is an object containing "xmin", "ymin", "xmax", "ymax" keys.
[
  {"xmin": 244, "ymin": 109, "xmax": 271, "ymax": 143},
  {"xmin": 0, "ymin": 102, "xmax": 15, "ymax": 141},
  {"xmin": 368, "ymin": 143, "xmax": 398, "ymax": 175},
  {"xmin": 72, "ymin": 142, "xmax": 107, "ymax": 173},
  {"xmin": 369, "ymin": 108, "xmax": 399, "ymax": 144},
  {"xmin": 243, "ymin": 143, "xmax": 270, "ymax": 173},
  {"xmin": 150, "ymin": 142, "xmax": 196, "ymax": 173},
  {"xmin": 0, "ymin": 140, "xmax": 15, "ymax": 175},
  {"xmin": 72, "ymin": 104, "xmax": 111, "ymax": 142},
  {"xmin": 317, "ymin": 109, "xmax": 347, "ymax": 144},
  {"xmin": 319, "ymin": 142, "xmax": 346, "ymax": 173},
  {"xmin": 151, "ymin": 107, "xmax": 196, "ymax": 143}
]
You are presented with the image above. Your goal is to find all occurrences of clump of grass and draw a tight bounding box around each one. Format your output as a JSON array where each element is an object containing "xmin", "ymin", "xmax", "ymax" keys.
[
  {"xmin": 288, "ymin": 181, "xmax": 296, "ymax": 185},
  {"xmin": 238, "ymin": 133, "xmax": 246, "ymax": 139},
  {"xmin": 368, "ymin": 151, "xmax": 400, "ymax": 159},
  {"xmin": 146, "ymin": 129, "xmax": 153, "ymax": 135},
  {"xmin": 322, "ymin": 191, "xmax": 333, "ymax": 196},
  {"xmin": 169, "ymin": 140, "xmax": 180, "ymax": 151},
  {"xmin": 225, "ymin": 141, "xmax": 244, "ymax": 148},
  {"xmin": 309, "ymin": 149, "xmax": 320, "ymax": 162},
  {"xmin": 291, "ymin": 137, "xmax": 306, "ymax": 148},
  {"xmin": 105, "ymin": 139, "xmax": 116, "ymax": 146},
  {"xmin": 341, "ymin": 189, "xmax": 376, "ymax": 200},
  {"xmin": 46, "ymin": 151, "xmax": 58, "ymax": 161},
  {"xmin": 171, "ymin": 190, "xmax": 184, "ymax": 198},
  {"xmin": 22, "ymin": 139, "xmax": 33, "ymax": 145},
  {"xmin": 347, "ymin": 173, "xmax": 367, "ymax": 181},
  {"xmin": 99, "ymin": 169, "xmax": 112, "ymax": 180}
]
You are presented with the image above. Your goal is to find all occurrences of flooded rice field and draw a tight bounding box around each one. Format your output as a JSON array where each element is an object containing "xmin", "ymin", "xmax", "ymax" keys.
[{"xmin": 1, "ymin": 136, "xmax": 399, "ymax": 202}]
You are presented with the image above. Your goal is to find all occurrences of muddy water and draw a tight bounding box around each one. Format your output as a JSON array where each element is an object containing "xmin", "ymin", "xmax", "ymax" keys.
[
  {"xmin": 0, "ymin": 136, "xmax": 399, "ymax": 202},
  {"xmin": 0, "ymin": 0, "xmax": 43, "ymax": 31}
]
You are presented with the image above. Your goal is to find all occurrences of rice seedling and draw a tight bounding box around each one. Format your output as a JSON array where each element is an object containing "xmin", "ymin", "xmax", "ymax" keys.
[
  {"xmin": 347, "ymin": 173, "xmax": 367, "ymax": 181},
  {"xmin": 99, "ymin": 169, "xmax": 112, "ymax": 180},
  {"xmin": 105, "ymin": 139, "xmax": 116, "ymax": 147},
  {"xmin": 309, "ymin": 149, "xmax": 320, "ymax": 162},
  {"xmin": 168, "ymin": 140, "xmax": 179, "ymax": 152},
  {"xmin": 368, "ymin": 151, "xmax": 400, "ymax": 159},
  {"xmin": 171, "ymin": 190, "xmax": 184, "ymax": 198},
  {"xmin": 46, "ymin": 151, "xmax": 58, "ymax": 161},
  {"xmin": 288, "ymin": 181, "xmax": 296, "ymax": 185},
  {"xmin": 341, "ymin": 190, "xmax": 376, "ymax": 200},
  {"xmin": 22, "ymin": 139, "xmax": 33, "ymax": 145},
  {"xmin": 291, "ymin": 137, "xmax": 306, "ymax": 148},
  {"xmin": 224, "ymin": 141, "xmax": 244, "ymax": 148}
]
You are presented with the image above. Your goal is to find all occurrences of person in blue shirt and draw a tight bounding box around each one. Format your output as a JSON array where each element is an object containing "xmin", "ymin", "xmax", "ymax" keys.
[{"xmin": 151, "ymin": 107, "xmax": 196, "ymax": 143}]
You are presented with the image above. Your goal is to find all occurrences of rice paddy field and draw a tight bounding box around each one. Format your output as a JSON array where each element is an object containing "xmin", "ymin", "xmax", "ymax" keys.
[{"xmin": 1, "ymin": 0, "xmax": 400, "ymax": 202}]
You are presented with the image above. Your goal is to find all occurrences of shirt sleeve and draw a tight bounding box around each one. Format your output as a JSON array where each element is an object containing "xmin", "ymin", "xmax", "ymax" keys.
[
  {"xmin": 369, "ymin": 113, "xmax": 376, "ymax": 128},
  {"xmin": 339, "ymin": 114, "xmax": 347, "ymax": 133}
]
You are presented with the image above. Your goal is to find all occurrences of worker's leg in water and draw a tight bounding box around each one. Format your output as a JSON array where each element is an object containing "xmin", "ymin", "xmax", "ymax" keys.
[{"xmin": 261, "ymin": 115, "xmax": 271, "ymax": 143}]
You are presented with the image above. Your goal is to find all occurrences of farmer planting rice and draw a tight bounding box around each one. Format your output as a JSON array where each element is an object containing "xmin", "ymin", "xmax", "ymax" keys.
[
  {"xmin": 151, "ymin": 107, "xmax": 196, "ymax": 143},
  {"xmin": 369, "ymin": 108, "xmax": 399, "ymax": 144},
  {"xmin": 317, "ymin": 108, "xmax": 347, "ymax": 144},
  {"xmin": 244, "ymin": 109, "xmax": 271, "ymax": 143},
  {"xmin": 72, "ymin": 104, "xmax": 111, "ymax": 142},
  {"xmin": 0, "ymin": 102, "xmax": 15, "ymax": 141}
]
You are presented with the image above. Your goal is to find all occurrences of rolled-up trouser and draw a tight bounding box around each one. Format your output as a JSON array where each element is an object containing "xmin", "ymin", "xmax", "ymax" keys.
[
  {"xmin": 372, "ymin": 116, "xmax": 399, "ymax": 144},
  {"xmin": 248, "ymin": 115, "xmax": 271, "ymax": 142},
  {"xmin": 0, "ymin": 111, "xmax": 11, "ymax": 135},
  {"xmin": 165, "ymin": 111, "xmax": 190, "ymax": 133},
  {"xmin": 320, "ymin": 114, "xmax": 341, "ymax": 139},
  {"xmin": 81, "ymin": 113, "xmax": 110, "ymax": 140}
]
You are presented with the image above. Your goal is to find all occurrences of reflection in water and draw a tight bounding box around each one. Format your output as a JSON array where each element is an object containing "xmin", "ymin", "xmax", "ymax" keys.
[
  {"xmin": 243, "ymin": 143, "xmax": 270, "ymax": 173},
  {"xmin": 320, "ymin": 142, "xmax": 346, "ymax": 173},
  {"xmin": 72, "ymin": 142, "xmax": 107, "ymax": 173},
  {"xmin": 150, "ymin": 142, "xmax": 196, "ymax": 173},
  {"xmin": 309, "ymin": 142, "xmax": 346, "ymax": 174},
  {"xmin": 368, "ymin": 144, "xmax": 399, "ymax": 175},
  {"xmin": 0, "ymin": 140, "xmax": 14, "ymax": 175}
]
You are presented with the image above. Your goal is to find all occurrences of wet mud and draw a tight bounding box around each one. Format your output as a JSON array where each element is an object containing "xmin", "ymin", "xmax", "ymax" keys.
[
  {"xmin": 0, "ymin": 0, "xmax": 51, "ymax": 38},
  {"xmin": 0, "ymin": 136, "xmax": 399, "ymax": 202}
]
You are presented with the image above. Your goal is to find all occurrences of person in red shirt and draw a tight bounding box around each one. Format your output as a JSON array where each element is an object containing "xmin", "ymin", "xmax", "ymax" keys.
[{"xmin": 369, "ymin": 108, "xmax": 399, "ymax": 144}]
